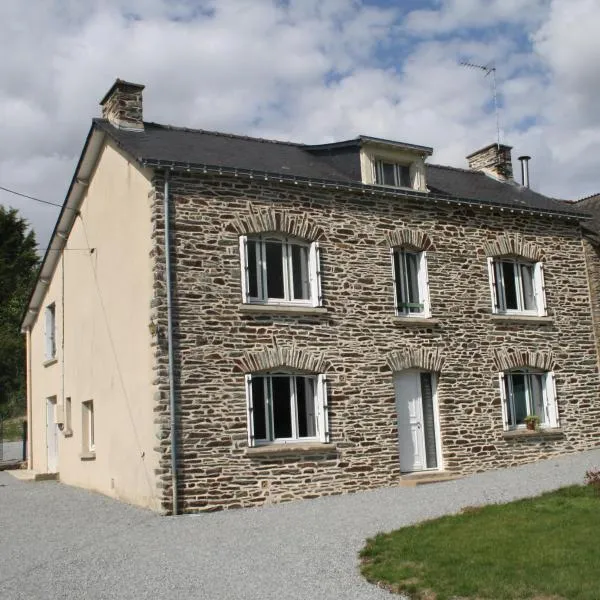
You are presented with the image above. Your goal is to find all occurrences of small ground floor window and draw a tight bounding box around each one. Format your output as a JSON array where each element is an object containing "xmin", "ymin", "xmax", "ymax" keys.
[
  {"xmin": 245, "ymin": 373, "xmax": 329, "ymax": 445},
  {"xmin": 500, "ymin": 370, "xmax": 558, "ymax": 429}
]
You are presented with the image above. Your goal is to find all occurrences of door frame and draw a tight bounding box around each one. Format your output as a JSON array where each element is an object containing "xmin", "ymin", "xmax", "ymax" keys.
[
  {"xmin": 394, "ymin": 369, "xmax": 443, "ymax": 473},
  {"xmin": 46, "ymin": 396, "xmax": 59, "ymax": 473}
]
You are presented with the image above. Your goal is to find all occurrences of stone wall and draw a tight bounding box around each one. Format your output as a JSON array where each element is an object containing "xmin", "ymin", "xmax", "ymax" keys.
[{"xmin": 150, "ymin": 172, "xmax": 600, "ymax": 513}]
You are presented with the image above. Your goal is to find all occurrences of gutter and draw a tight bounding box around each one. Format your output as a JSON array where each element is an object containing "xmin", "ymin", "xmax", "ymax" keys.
[
  {"xmin": 163, "ymin": 170, "xmax": 179, "ymax": 515},
  {"xmin": 140, "ymin": 159, "xmax": 587, "ymax": 221},
  {"xmin": 21, "ymin": 125, "xmax": 105, "ymax": 332}
]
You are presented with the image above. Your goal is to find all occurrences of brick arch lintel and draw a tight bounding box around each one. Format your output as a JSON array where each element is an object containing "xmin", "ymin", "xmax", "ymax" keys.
[
  {"xmin": 238, "ymin": 345, "xmax": 328, "ymax": 374},
  {"xmin": 386, "ymin": 347, "xmax": 445, "ymax": 373},
  {"xmin": 385, "ymin": 229, "xmax": 434, "ymax": 250},
  {"xmin": 493, "ymin": 348, "xmax": 555, "ymax": 372},
  {"xmin": 231, "ymin": 207, "xmax": 324, "ymax": 241},
  {"xmin": 484, "ymin": 234, "xmax": 543, "ymax": 261}
]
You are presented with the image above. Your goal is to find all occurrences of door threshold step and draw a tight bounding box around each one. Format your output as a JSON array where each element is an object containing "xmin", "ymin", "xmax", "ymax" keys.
[
  {"xmin": 6, "ymin": 469, "xmax": 59, "ymax": 482},
  {"xmin": 399, "ymin": 472, "xmax": 461, "ymax": 487}
]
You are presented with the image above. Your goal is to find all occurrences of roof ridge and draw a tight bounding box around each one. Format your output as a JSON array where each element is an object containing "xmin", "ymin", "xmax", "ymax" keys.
[
  {"xmin": 427, "ymin": 162, "xmax": 477, "ymax": 174},
  {"xmin": 142, "ymin": 120, "xmax": 304, "ymax": 148},
  {"xmin": 572, "ymin": 192, "xmax": 600, "ymax": 203}
]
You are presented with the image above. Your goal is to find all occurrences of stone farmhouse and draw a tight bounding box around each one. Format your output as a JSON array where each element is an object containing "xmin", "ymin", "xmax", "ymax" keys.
[{"xmin": 22, "ymin": 80, "xmax": 600, "ymax": 513}]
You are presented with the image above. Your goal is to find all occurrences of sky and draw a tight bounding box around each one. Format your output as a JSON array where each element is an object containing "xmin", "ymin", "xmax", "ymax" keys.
[{"xmin": 2, "ymin": 0, "xmax": 600, "ymax": 252}]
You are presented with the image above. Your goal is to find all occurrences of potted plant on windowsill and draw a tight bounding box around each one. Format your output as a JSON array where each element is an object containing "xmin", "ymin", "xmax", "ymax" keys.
[{"xmin": 524, "ymin": 415, "xmax": 540, "ymax": 431}]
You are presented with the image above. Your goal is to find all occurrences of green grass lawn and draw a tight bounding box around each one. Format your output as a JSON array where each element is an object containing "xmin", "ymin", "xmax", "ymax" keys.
[
  {"xmin": 360, "ymin": 485, "xmax": 600, "ymax": 600},
  {"xmin": 0, "ymin": 416, "xmax": 26, "ymax": 441}
]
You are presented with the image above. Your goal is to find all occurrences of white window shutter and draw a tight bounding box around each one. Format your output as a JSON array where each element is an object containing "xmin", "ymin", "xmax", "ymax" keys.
[
  {"xmin": 487, "ymin": 257, "xmax": 499, "ymax": 314},
  {"xmin": 419, "ymin": 251, "xmax": 430, "ymax": 316},
  {"xmin": 239, "ymin": 236, "xmax": 249, "ymax": 303},
  {"xmin": 545, "ymin": 372, "xmax": 559, "ymax": 428},
  {"xmin": 245, "ymin": 374, "xmax": 255, "ymax": 447},
  {"xmin": 309, "ymin": 242, "xmax": 323, "ymax": 307},
  {"xmin": 535, "ymin": 262, "xmax": 547, "ymax": 316},
  {"xmin": 316, "ymin": 374, "xmax": 330, "ymax": 443},
  {"xmin": 390, "ymin": 248, "xmax": 399, "ymax": 314},
  {"xmin": 498, "ymin": 372, "xmax": 509, "ymax": 430}
]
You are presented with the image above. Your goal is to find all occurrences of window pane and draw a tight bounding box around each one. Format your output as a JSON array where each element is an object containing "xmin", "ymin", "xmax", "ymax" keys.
[
  {"xmin": 251, "ymin": 377, "xmax": 267, "ymax": 440},
  {"xmin": 511, "ymin": 374, "xmax": 528, "ymax": 425},
  {"xmin": 265, "ymin": 241, "xmax": 285, "ymax": 299},
  {"xmin": 381, "ymin": 162, "xmax": 396, "ymax": 186},
  {"xmin": 291, "ymin": 244, "xmax": 310, "ymax": 300},
  {"xmin": 405, "ymin": 252, "xmax": 421, "ymax": 313},
  {"xmin": 393, "ymin": 251, "xmax": 405, "ymax": 310},
  {"xmin": 520, "ymin": 264, "xmax": 537, "ymax": 311},
  {"xmin": 272, "ymin": 376, "xmax": 292, "ymax": 438},
  {"xmin": 296, "ymin": 377, "xmax": 316, "ymax": 438},
  {"xmin": 247, "ymin": 241, "xmax": 259, "ymax": 298},
  {"xmin": 420, "ymin": 373, "xmax": 437, "ymax": 469},
  {"xmin": 501, "ymin": 262, "xmax": 519, "ymax": 310},
  {"xmin": 399, "ymin": 165, "xmax": 411, "ymax": 188},
  {"xmin": 530, "ymin": 374, "xmax": 546, "ymax": 424}
]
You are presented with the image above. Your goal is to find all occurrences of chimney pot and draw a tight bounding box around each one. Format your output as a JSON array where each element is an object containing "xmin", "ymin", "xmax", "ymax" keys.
[
  {"xmin": 466, "ymin": 143, "xmax": 513, "ymax": 181},
  {"xmin": 518, "ymin": 155, "xmax": 531, "ymax": 188},
  {"xmin": 100, "ymin": 79, "xmax": 145, "ymax": 131}
]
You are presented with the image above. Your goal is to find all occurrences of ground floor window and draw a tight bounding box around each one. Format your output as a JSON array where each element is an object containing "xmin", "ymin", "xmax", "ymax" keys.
[
  {"xmin": 245, "ymin": 373, "xmax": 329, "ymax": 445},
  {"xmin": 500, "ymin": 370, "xmax": 558, "ymax": 429},
  {"xmin": 82, "ymin": 400, "xmax": 95, "ymax": 452}
]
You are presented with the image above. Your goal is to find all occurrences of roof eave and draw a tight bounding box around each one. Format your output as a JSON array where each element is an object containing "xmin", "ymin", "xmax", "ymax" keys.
[
  {"xmin": 140, "ymin": 158, "xmax": 584, "ymax": 219},
  {"xmin": 20, "ymin": 124, "xmax": 107, "ymax": 332}
]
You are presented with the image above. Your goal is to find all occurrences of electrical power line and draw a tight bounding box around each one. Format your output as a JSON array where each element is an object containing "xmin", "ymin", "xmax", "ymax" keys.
[{"xmin": 0, "ymin": 184, "xmax": 62, "ymax": 208}]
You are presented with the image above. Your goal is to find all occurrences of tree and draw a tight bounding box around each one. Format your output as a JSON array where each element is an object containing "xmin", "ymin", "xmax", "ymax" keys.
[{"xmin": 0, "ymin": 206, "xmax": 39, "ymax": 418}]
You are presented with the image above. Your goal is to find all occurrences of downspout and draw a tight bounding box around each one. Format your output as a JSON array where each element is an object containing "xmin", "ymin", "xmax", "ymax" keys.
[
  {"xmin": 26, "ymin": 328, "xmax": 33, "ymax": 470},
  {"xmin": 163, "ymin": 170, "xmax": 178, "ymax": 515}
]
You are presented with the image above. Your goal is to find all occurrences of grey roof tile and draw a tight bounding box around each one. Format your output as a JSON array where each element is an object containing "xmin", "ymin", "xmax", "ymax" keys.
[{"xmin": 95, "ymin": 118, "xmax": 584, "ymax": 218}]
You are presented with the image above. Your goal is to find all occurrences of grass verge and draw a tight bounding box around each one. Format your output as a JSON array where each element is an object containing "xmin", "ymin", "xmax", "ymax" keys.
[{"xmin": 360, "ymin": 485, "xmax": 600, "ymax": 600}]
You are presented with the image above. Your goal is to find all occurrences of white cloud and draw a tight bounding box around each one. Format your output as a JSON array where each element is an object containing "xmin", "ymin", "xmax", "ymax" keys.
[{"xmin": 2, "ymin": 0, "xmax": 600, "ymax": 252}]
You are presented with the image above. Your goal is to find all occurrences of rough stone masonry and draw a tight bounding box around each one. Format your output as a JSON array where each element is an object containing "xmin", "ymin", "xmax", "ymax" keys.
[{"xmin": 149, "ymin": 171, "xmax": 600, "ymax": 513}]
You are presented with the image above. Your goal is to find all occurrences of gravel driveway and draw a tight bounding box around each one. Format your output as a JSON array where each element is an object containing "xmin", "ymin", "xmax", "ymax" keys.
[{"xmin": 1, "ymin": 448, "xmax": 599, "ymax": 600}]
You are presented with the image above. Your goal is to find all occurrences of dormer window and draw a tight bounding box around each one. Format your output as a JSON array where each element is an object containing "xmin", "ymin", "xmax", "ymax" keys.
[{"xmin": 375, "ymin": 160, "xmax": 411, "ymax": 188}]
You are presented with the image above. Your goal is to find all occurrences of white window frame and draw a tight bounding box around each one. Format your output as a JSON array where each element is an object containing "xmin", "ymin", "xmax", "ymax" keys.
[
  {"xmin": 44, "ymin": 303, "xmax": 56, "ymax": 360},
  {"xmin": 391, "ymin": 247, "xmax": 430, "ymax": 317},
  {"xmin": 82, "ymin": 400, "xmax": 95, "ymax": 452},
  {"xmin": 239, "ymin": 235, "xmax": 322, "ymax": 307},
  {"xmin": 245, "ymin": 373, "xmax": 329, "ymax": 446},
  {"xmin": 498, "ymin": 369, "xmax": 558, "ymax": 431},
  {"xmin": 487, "ymin": 257, "xmax": 546, "ymax": 316},
  {"xmin": 374, "ymin": 159, "xmax": 412, "ymax": 189}
]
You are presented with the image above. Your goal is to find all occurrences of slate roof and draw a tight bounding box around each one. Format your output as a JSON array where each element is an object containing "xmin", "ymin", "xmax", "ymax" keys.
[
  {"xmin": 94, "ymin": 118, "xmax": 586, "ymax": 218},
  {"xmin": 572, "ymin": 194, "xmax": 600, "ymax": 236}
]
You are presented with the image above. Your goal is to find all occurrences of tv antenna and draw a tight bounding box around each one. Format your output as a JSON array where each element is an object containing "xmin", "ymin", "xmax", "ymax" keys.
[{"xmin": 460, "ymin": 61, "xmax": 501, "ymax": 149}]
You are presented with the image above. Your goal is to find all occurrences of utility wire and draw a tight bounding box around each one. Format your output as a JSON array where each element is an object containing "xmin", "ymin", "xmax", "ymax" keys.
[{"xmin": 0, "ymin": 184, "xmax": 62, "ymax": 208}]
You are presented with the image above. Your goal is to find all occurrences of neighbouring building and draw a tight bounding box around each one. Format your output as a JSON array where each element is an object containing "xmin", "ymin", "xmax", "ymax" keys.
[{"xmin": 22, "ymin": 80, "xmax": 600, "ymax": 513}]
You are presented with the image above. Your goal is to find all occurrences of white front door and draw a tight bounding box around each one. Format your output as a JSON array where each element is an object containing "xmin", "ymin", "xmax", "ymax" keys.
[
  {"xmin": 395, "ymin": 370, "xmax": 440, "ymax": 472},
  {"xmin": 46, "ymin": 398, "xmax": 59, "ymax": 473}
]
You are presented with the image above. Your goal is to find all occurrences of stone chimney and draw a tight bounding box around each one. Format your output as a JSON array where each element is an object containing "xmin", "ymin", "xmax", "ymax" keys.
[
  {"xmin": 466, "ymin": 143, "xmax": 513, "ymax": 180},
  {"xmin": 100, "ymin": 79, "xmax": 145, "ymax": 131}
]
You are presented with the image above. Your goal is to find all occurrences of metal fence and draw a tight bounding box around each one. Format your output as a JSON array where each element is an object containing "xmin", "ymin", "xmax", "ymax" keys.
[{"xmin": 0, "ymin": 418, "xmax": 27, "ymax": 466}]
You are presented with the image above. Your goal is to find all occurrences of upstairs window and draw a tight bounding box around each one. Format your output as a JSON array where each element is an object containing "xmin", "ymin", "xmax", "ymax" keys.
[
  {"xmin": 488, "ymin": 258, "xmax": 546, "ymax": 316},
  {"xmin": 239, "ymin": 235, "xmax": 322, "ymax": 306},
  {"xmin": 375, "ymin": 160, "xmax": 411, "ymax": 188},
  {"xmin": 499, "ymin": 370, "xmax": 558, "ymax": 430},
  {"xmin": 44, "ymin": 303, "xmax": 56, "ymax": 361},
  {"xmin": 245, "ymin": 373, "xmax": 329, "ymax": 446},
  {"xmin": 392, "ymin": 248, "xmax": 430, "ymax": 317}
]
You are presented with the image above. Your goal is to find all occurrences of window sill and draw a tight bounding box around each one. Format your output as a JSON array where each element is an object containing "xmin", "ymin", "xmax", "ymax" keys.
[
  {"xmin": 239, "ymin": 304, "xmax": 328, "ymax": 316},
  {"xmin": 79, "ymin": 451, "xmax": 96, "ymax": 461},
  {"xmin": 246, "ymin": 443, "xmax": 337, "ymax": 457},
  {"xmin": 393, "ymin": 316, "xmax": 439, "ymax": 326},
  {"xmin": 43, "ymin": 358, "xmax": 58, "ymax": 368},
  {"xmin": 490, "ymin": 315, "xmax": 553, "ymax": 324},
  {"xmin": 502, "ymin": 427, "xmax": 564, "ymax": 440}
]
